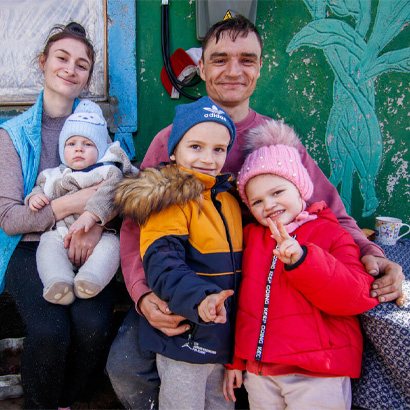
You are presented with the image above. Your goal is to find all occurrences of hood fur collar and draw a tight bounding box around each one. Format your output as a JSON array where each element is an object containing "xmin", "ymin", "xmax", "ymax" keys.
[{"xmin": 115, "ymin": 165, "xmax": 205, "ymax": 225}]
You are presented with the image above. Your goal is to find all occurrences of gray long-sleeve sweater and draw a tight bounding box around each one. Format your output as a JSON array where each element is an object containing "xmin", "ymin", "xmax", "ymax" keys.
[{"xmin": 0, "ymin": 112, "xmax": 66, "ymax": 240}]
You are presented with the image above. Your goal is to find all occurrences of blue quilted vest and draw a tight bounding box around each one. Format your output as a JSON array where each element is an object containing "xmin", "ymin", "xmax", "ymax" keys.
[{"xmin": 0, "ymin": 91, "xmax": 79, "ymax": 293}]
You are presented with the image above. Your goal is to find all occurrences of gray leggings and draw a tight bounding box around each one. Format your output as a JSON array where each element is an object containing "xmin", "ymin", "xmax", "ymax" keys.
[{"xmin": 156, "ymin": 354, "xmax": 234, "ymax": 410}]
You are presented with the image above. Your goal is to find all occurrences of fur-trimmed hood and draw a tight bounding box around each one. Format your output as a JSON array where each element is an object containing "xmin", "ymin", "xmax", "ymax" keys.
[{"xmin": 115, "ymin": 165, "xmax": 205, "ymax": 226}]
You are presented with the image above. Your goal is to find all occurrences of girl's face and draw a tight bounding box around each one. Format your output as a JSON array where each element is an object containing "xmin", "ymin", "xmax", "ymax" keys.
[
  {"xmin": 39, "ymin": 38, "xmax": 92, "ymax": 102},
  {"xmin": 245, "ymin": 173, "xmax": 304, "ymax": 227},
  {"xmin": 170, "ymin": 122, "xmax": 230, "ymax": 177}
]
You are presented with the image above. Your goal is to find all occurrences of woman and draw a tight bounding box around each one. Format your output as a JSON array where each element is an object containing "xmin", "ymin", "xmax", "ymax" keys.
[{"xmin": 0, "ymin": 22, "xmax": 115, "ymax": 409}]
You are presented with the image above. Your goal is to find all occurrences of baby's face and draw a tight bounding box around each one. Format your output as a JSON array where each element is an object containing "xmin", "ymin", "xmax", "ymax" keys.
[
  {"xmin": 245, "ymin": 174, "xmax": 303, "ymax": 227},
  {"xmin": 170, "ymin": 122, "xmax": 230, "ymax": 177},
  {"xmin": 64, "ymin": 135, "xmax": 98, "ymax": 170}
]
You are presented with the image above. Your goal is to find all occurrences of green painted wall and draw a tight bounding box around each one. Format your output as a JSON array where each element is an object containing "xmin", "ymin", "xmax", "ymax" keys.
[{"xmin": 135, "ymin": 0, "xmax": 410, "ymax": 230}]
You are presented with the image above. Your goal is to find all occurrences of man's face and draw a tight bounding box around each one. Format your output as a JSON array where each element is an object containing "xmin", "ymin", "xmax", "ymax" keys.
[{"xmin": 199, "ymin": 31, "xmax": 262, "ymax": 109}]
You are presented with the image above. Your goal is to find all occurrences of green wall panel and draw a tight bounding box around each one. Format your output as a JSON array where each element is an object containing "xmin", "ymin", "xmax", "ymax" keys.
[{"xmin": 135, "ymin": 0, "xmax": 410, "ymax": 229}]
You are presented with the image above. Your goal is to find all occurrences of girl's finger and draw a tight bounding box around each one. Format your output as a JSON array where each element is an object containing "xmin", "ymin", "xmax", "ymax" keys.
[
  {"xmin": 276, "ymin": 221, "xmax": 291, "ymax": 240},
  {"xmin": 268, "ymin": 218, "xmax": 282, "ymax": 242}
]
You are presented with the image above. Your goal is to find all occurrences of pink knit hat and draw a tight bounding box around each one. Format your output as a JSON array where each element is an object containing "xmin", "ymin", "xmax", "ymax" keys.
[{"xmin": 237, "ymin": 120, "xmax": 314, "ymax": 208}]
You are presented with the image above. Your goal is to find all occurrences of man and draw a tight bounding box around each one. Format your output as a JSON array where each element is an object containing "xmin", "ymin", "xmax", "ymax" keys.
[{"xmin": 107, "ymin": 15, "xmax": 405, "ymax": 410}]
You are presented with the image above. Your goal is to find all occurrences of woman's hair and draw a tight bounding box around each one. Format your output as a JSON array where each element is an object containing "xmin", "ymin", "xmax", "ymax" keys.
[{"xmin": 41, "ymin": 22, "xmax": 95, "ymax": 84}]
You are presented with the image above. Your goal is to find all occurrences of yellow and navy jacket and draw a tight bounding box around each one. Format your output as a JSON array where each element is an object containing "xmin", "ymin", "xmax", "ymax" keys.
[{"xmin": 115, "ymin": 164, "xmax": 242, "ymax": 364}]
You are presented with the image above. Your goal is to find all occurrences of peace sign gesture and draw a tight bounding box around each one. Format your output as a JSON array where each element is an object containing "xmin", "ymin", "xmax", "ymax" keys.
[{"xmin": 267, "ymin": 218, "xmax": 303, "ymax": 266}]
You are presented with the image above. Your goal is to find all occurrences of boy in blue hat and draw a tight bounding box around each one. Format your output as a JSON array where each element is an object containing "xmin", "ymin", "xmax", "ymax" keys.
[
  {"xmin": 26, "ymin": 100, "xmax": 137, "ymax": 305},
  {"xmin": 115, "ymin": 96, "xmax": 242, "ymax": 410}
]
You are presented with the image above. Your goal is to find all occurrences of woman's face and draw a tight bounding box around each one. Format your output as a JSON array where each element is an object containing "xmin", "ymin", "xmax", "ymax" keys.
[{"xmin": 39, "ymin": 38, "xmax": 92, "ymax": 102}]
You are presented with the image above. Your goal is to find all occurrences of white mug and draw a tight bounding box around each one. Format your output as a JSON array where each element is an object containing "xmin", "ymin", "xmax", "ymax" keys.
[{"xmin": 374, "ymin": 217, "xmax": 410, "ymax": 245}]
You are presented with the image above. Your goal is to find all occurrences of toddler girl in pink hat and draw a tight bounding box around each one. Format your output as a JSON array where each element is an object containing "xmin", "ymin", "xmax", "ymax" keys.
[{"xmin": 223, "ymin": 119, "xmax": 379, "ymax": 410}]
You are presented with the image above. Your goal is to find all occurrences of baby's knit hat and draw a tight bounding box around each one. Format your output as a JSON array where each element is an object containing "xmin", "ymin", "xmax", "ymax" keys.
[
  {"xmin": 237, "ymin": 119, "xmax": 314, "ymax": 208},
  {"xmin": 59, "ymin": 100, "xmax": 109, "ymax": 165},
  {"xmin": 167, "ymin": 96, "xmax": 236, "ymax": 157}
]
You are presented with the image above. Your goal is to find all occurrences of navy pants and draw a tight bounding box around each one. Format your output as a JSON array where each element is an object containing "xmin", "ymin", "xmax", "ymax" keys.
[{"xmin": 6, "ymin": 241, "xmax": 115, "ymax": 409}]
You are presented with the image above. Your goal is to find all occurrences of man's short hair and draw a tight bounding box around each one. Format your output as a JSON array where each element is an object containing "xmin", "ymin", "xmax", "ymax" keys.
[{"xmin": 201, "ymin": 14, "xmax": 263, "ymax": 60}]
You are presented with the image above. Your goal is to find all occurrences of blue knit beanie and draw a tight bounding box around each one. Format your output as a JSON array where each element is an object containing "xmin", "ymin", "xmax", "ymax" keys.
[
  {"xmin": 167, "ymin": 96, "xmax": 236, "ymax": 157},
  {"xmin": 59, "ymin": 100, "xmax": 109, "ymax": 165}
]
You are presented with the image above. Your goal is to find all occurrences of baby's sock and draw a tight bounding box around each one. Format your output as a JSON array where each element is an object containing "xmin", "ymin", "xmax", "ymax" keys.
[
  {"xmin": 74, "ymin": 272, "xmax": 102, "ymax": 299},
  {"xmin": 43, "ymin": 281, "xmax": 75, "ymax": 305}
]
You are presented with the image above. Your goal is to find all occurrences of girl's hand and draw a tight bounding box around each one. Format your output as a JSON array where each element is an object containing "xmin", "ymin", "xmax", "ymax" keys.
[
  {"xmin": 268, "ymin": 218, "xmax": 303, "ymax": 266},
  {"xmin": 64, "ymin": 223, "xmax": 103, "ymax": 267},
  {"xmin": 198, "ymin": 289, "xmax": 234, "ymax": 323},
  {"xmin": 28, "ymin": 193, "xmax": 50, "ymax": 211},
  {"xmin": 223, "ymin": 369, "xmax": 243, "ymax": 403}
]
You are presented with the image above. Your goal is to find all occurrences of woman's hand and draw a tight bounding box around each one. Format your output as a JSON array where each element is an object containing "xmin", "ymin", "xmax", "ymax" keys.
[{"xmin": 64, "ymin": 223, "xmax": 103, "ymax": 267}]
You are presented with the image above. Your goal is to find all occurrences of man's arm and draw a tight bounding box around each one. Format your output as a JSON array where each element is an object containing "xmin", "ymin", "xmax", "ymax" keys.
[
  {"xmin": 298, "ymin": 143, "xmax": 405, "ymax": 304},
  {"xmin": 120, "ymin": 124, "xmax": 173, "ymax": 306},
  {"xmin": 140, "ymin": 124, "xmax": 172, "ymax": 169},
  {"xmin": 120, "ymin": 215, "xmax": 189, "ymax": 336},
  {"xmin": 119, "ymin": 124, "xmax": 189, "ymax": 335},
  {"xmin": 298, "ymin": 143, "xmax": 384, "ymax": 257}
]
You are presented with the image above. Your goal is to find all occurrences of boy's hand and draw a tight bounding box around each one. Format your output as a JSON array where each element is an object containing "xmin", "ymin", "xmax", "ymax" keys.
[
  {"xmin": 67, "ymin": 210, "xmax": 99, "ymax": 236},
  {"xmin": 28, "ymin": 193, "xmax": 50, "ymax": 211},
  {"xmin": 268, "ymin": 218, "xmax": 303, "ymax": 266},
  {"xmin": 198, "ymin": 289, "xmax": 234, "ymax": 324},
  {"xmin": 223, "ymin": 369, "xmax": 243, "ymax": 403}
]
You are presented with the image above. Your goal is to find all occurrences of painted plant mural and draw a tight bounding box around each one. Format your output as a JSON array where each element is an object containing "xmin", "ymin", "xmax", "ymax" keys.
[{"xmin": 287, "ymin": 0, "xmax": 410, "ymax": 216}]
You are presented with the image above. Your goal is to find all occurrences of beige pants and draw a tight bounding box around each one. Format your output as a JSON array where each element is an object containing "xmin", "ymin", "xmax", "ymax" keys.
[{"xmin": 244, "ymin": 372, "xmax": 351, "ymax": 410}]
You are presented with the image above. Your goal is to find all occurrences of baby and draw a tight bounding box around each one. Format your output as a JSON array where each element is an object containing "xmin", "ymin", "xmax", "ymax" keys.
[{"xmin": 26, "ymin": 100, "xmax": 137, "ymax": 304}]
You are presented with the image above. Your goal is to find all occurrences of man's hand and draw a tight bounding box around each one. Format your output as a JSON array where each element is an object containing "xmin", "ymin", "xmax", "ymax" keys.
[
  {"xmin": 198, "ymin": 289, "xmax": 234, "ymax": 324},
  {"xmin": 139, "ymin": 292, "xmax": 189, "ymax": 337},
  {"xmin": 361, "ymin": 255, "xmax": 406, "ymax": 306},
  {"xmin": 223, "ymin": 369, "xmax": 243, "ymax": 403},
  {"xmin": 64, "ymin": 223, "xmax": 103, "ymax": 267},
  {"xmin": 28, "ymin": 193, "xmax": 50, "ymax": 212}
]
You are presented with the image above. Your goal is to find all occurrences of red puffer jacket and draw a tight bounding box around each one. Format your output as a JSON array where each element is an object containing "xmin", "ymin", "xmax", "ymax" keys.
[{"xmin": 233, "ymin": 202, "xmax": 379, "ymax": 378}]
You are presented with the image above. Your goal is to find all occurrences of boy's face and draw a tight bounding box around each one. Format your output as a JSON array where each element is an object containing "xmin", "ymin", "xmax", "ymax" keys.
[
  {"xmin": 64, "ymin": 135, "xmax": 98, "ymax": 170},
  {"xmin": 246, "ymin": 174, "xmax": 304, "ymax": 227},
  {"xmin": 170, "ymin": 122, "xmax": 230, "ymax": 177}
]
